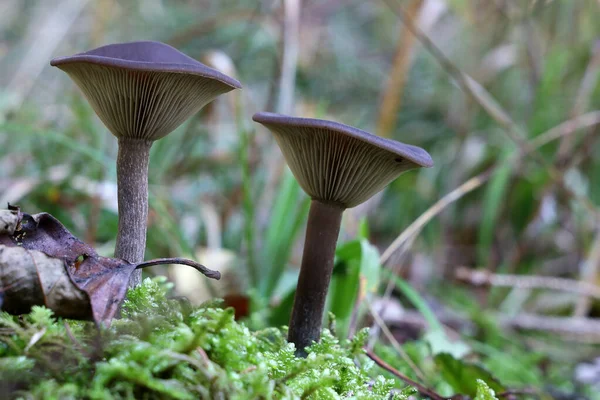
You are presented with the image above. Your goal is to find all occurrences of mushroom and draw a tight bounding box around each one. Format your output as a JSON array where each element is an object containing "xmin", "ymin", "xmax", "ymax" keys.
[
  {"xmin": 51, "ymin": 41, "xmax": 241, "ymax": 287},
  {"xmin": 252, "ymin": 112, "xmax": 433, "ymax": 356}
]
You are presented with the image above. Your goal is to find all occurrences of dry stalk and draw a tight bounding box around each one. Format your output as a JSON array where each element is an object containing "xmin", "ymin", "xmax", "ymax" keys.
[
  {"xmin": 382, "ymin": 309, "xmax": 600, "ymax": 343},
  {"xmin": 455, "ymin": 267, "xmax": 600, "ymax": 299},
  {"xmin": 501, "ymin": 313, "xmax": 600, "ymax": 339},
  {"xmin": 382, "ymin": 0, "xmax": 600, "ymax": 219},
  {"xmin": 364, "ymin": 349, "xmax": 446, "ymax": 400},
  {"xmin": 376, "ymin": 0, "xmax": 424, "ymax": 138},
  {"xmin": 367, "ymin": 301, "xmax": 427, "ymax": 382},
  {"xmin": 373, "ymin": 112, "xmax": 600, "ymax": 346},
  {"xmin": 381, "ymin": 111, "xmax": 600, "ymax": 266}
]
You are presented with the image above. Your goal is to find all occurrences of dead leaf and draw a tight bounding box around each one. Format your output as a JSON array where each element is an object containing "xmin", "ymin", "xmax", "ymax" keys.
[
  {"xmin": 0, "ymin": 245, "xmax": 90, "ymax": 319},
  {"xmin": 0, "ymin": 207, "xmax": 220, "ymax": 324}
]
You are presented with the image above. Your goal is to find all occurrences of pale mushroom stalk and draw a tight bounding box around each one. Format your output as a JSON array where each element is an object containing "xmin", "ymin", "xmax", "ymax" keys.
[
  {"xmin": 114, "ymin": 138, "xmax": 152, "ymax": 279},
  {"xmin": 288, "ymin": 200, "xmax": 343, "ymax": 355}
]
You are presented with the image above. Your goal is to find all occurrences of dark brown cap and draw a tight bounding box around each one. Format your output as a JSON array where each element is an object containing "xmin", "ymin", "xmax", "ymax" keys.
[
  {"xmin": 253, "ymin": 112, "xmax": 433, "ymax": 208},
  {"xmin": 51, "ymin": 41, "xmax": 242, "ymax": 141}
]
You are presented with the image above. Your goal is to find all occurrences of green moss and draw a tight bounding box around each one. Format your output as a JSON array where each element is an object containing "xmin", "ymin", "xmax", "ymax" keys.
[{"xmin": 0, "ymin": 277, "xmax": 406, "ymax": 399}]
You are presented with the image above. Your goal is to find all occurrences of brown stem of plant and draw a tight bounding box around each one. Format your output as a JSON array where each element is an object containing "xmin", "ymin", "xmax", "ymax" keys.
[
  {"xmin": 365, "ymin": 349, "xmax": 446, "ymax": 400},
  {"xmin": 288, "ymin": 200, "xmax": 343, "ymax": 357},
  {"xmin": 367, "ymin": 300, "xmax": 428, "ymax": 380},
  {"xmin": 377, "ymin": 0, "xmax": 423, "ymax": 138},
  {"xmin": 136, "ymin": 257, "xmax": 221, "ymax": 280},
  {"xmin": 114, "ymin": 138, "xmax": 152, "ymax": 288},
  {"xmin": 455, "ymin": 267, "xmax": 600, "ymax": 299}
]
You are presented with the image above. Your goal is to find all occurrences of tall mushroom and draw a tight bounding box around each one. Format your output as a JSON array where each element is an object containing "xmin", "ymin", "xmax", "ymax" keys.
[
  {"xmin": 252, "ymin": 112, "xmax": 433, "ymax": 356},
  {"xmin": 51, "ymin": 41, "xmax": 241, "ymax": 287}
]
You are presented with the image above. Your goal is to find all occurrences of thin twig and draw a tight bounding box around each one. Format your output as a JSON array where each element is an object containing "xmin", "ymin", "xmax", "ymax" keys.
[
  {"xmin": 455, "ymin": 267, "xmax": 600, "ymax": 299},
  {"xmin": 381, "ymin": 168, "xmax": 493, "ymax": 266},
  {"xmin": 380, "ymin": 309, "xmax": 600, "ymax": 343},
  {"xmin": 501, "ymin": 313, "xmax": 600, "ymax": 339},
  {"xmin": 381, "ymin": 111, "xmax": 600, "ymax": 266},
  {"xmin": 367, "ymin": 301, "xmax": 427, "ymax": 382},
  {"xmin": 373, "ymin": 112, "xmax": 600, "ymax": 346},
  {"xmin": 365, "ymin": 349, "xmax": 446, "ymax": 400},
  {"xmin": 135, "ymin": 258, "xmax": 221, "ymax": 280}
]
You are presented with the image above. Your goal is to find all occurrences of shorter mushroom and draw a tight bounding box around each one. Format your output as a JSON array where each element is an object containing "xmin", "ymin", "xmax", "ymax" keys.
[{"xmin": 252, "ymin": 112, "xmax": 433, "ymax": 356}]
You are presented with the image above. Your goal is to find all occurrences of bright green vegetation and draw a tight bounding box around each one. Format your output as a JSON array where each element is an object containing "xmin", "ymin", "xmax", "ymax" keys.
[{"xmin": 1, "ymin": 277, "xmax": 418, "ymax": 399}]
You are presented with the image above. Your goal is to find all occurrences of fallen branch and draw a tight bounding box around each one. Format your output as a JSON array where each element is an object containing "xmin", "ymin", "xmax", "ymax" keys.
[
  {"xmin": 364, "ymin": 349, "xmax": 446, "ymax": 400},
  {"xmin": 455, "ymin": 267, "xmax": 600, "ymax": 300},
  {"xmin": 382, "ymin": 309, "xmax": 600, "ymax": 343},
  {"xmin": 501, "ymin": 313, "xmax": 600, "ymax": 339}
]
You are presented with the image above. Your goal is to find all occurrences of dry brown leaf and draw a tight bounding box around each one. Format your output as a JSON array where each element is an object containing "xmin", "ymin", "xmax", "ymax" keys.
[{"xmin": 0, "ymin": 206, "xmax": 220, "ymax": 324}]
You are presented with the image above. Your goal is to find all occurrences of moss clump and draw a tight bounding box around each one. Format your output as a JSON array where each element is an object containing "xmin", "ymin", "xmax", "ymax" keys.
[{"xmin": 0, "ymin": 277, "xmax": 410, "ymax": 399}]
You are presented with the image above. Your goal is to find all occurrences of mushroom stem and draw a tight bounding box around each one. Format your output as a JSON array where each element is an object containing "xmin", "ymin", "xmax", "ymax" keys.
[
  {"xmin": 288, "ymin": 199, "xmax": 344, "ymax": 357},
  {"xmin": 114, "ymin": 138, "xmax": 153, "ymax": 288}
]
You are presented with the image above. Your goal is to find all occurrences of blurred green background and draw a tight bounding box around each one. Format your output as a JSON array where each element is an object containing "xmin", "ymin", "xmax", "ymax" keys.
[{"xmin": 1, "ymin": 0, "xmax": 600, "ymax": 397}]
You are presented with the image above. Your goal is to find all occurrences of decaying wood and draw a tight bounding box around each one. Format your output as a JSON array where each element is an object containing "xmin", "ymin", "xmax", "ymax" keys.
[{"xmin": 0, "ymin": 207, "xmax": 220, "ymax": 324}]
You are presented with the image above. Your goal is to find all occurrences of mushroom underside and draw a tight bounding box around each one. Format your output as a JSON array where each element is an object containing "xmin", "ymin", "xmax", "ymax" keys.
[
  {"xmin": 271, "ymin": 127, "xmax": 419, "ymax": 208},
  {"xmin": 60, "ymin": 64, "xmax": 235, "ymax": 141}
]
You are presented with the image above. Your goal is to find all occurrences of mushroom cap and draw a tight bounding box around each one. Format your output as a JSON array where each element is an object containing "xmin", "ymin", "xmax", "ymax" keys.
[
  {"xmin": 253, "ymin": 112, "xmax": 434, "ymax": 208},
  {"xmin": 51, "ymin": 41, "xmax": 242, "ymax": 141}
]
